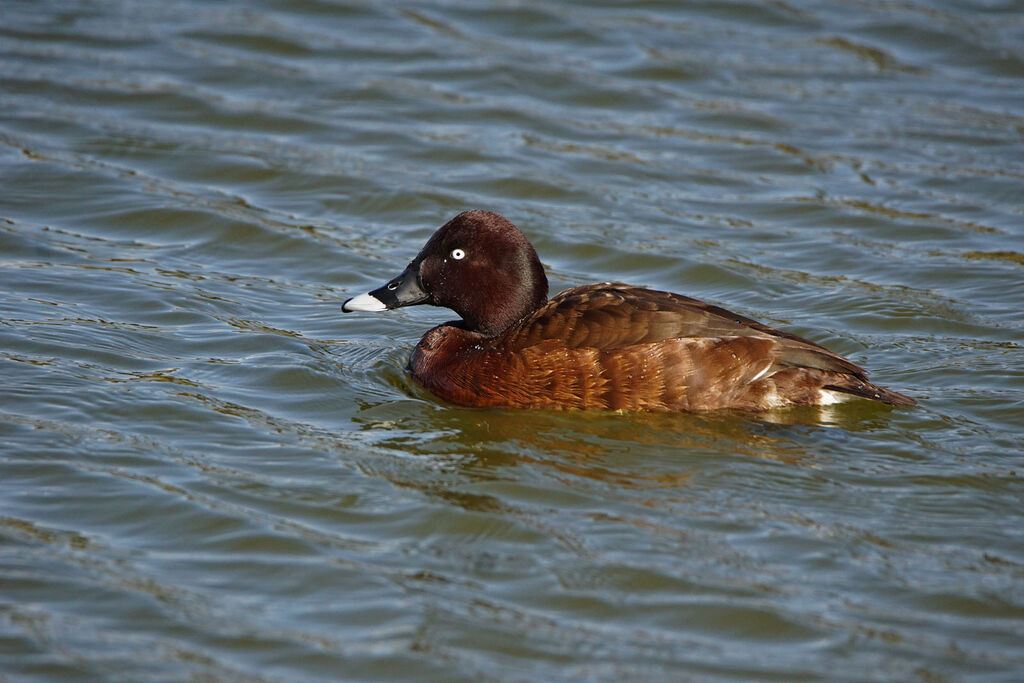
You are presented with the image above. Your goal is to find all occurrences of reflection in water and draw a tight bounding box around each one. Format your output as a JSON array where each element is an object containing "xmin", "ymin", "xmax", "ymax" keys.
[
  {"xmin": 352, "ymin": 369, "xmax": 906, "ymax": 471},
  {"xmin": 349, "ymin": 388, "xmax": 903, "ymax": 511}
]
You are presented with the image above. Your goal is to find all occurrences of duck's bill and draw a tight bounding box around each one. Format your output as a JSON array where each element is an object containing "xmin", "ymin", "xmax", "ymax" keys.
[{"xmin": 342, "ymin": 262, "xmax": 430, "ymax": 313}]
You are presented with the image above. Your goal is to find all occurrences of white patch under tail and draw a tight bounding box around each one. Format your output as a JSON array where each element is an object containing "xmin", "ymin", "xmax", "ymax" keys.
[{"xmin": 817, "ymin": 388, "xmax": 854, "ymax": 406}]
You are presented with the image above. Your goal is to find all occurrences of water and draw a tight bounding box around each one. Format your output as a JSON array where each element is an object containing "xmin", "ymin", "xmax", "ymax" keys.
[{"xmin": 2, "ymin": 0, "xmax": 1023, "ymax": 680}]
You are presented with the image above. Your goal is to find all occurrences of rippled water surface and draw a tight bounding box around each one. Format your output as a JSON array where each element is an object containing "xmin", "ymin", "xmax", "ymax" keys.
[{"xmin": 2, "ymin": 0, "xmax": 1023, "ymax": 680}]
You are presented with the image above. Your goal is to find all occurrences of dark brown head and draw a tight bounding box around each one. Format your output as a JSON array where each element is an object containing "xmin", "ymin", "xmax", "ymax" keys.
[{"xmin": 342, "ymin": 211, "xmax": 549, "ymax": 335}]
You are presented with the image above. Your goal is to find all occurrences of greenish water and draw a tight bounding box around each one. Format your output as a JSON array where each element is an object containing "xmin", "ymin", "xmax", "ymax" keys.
[{"xmin": 2, "ymin": 0, "xmax": 1023, "ymax": 680}]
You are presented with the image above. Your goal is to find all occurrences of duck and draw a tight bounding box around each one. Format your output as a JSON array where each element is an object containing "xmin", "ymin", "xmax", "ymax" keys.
[{"xmin": 342, "ymin": 210, "xmax": 915, "ymax": 412}]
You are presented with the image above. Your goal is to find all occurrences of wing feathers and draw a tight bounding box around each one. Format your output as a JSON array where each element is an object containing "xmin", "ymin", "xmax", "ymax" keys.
[
  {"xmin": 510, "ymin": 284, "xmax": 864, "ymax": 375},
  {"xmin": 491, "ymin": 283, "xmax": 909, "ymax": 410}
]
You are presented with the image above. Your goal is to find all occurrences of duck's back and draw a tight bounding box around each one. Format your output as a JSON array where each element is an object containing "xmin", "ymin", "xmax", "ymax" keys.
[{"xmin": 411, "ymin": 284, "xmax": 914, "ymax": 411}]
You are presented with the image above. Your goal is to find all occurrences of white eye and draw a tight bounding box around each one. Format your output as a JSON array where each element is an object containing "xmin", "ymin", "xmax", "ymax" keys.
[{"xmin": 451, "ymin": 248, "xmax": 465, "ymax": 260}]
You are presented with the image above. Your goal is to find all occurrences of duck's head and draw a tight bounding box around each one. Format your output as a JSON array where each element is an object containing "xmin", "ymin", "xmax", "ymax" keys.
[{"xmin": 343, "ymin": 210, "xmax": 549, "ymax": 335}]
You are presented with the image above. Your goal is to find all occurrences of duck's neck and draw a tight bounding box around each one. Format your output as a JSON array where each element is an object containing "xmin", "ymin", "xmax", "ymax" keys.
[
  {"xmin": 470, "ymin": 295, "xmax": 545, "ymax": 337},
  {"xmin": 465, "ymin": 257, "xmax": 548, "ymax": 337}
]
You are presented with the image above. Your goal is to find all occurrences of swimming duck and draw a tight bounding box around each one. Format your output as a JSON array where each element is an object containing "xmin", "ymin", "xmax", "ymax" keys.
[{"xmin": 342, "ymin": 210, "xmax": 915, "ymax": 412}]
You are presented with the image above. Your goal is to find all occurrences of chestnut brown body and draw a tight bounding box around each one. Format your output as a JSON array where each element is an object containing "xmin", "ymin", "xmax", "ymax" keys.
[{"xmin": 409, "ymin": 283, "xmax": 914, "ymax": 411}]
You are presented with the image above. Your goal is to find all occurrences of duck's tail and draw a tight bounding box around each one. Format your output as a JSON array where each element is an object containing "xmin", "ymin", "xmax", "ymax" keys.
[{"xmin": 823, "ymin": 377, "xmax": 917, "ymax": 407}]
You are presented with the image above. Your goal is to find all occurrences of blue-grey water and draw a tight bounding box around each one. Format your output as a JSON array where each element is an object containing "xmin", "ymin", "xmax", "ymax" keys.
[{"xmin": 2, "ymin": 1, "xmax": 1023, "ymax": 680}]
